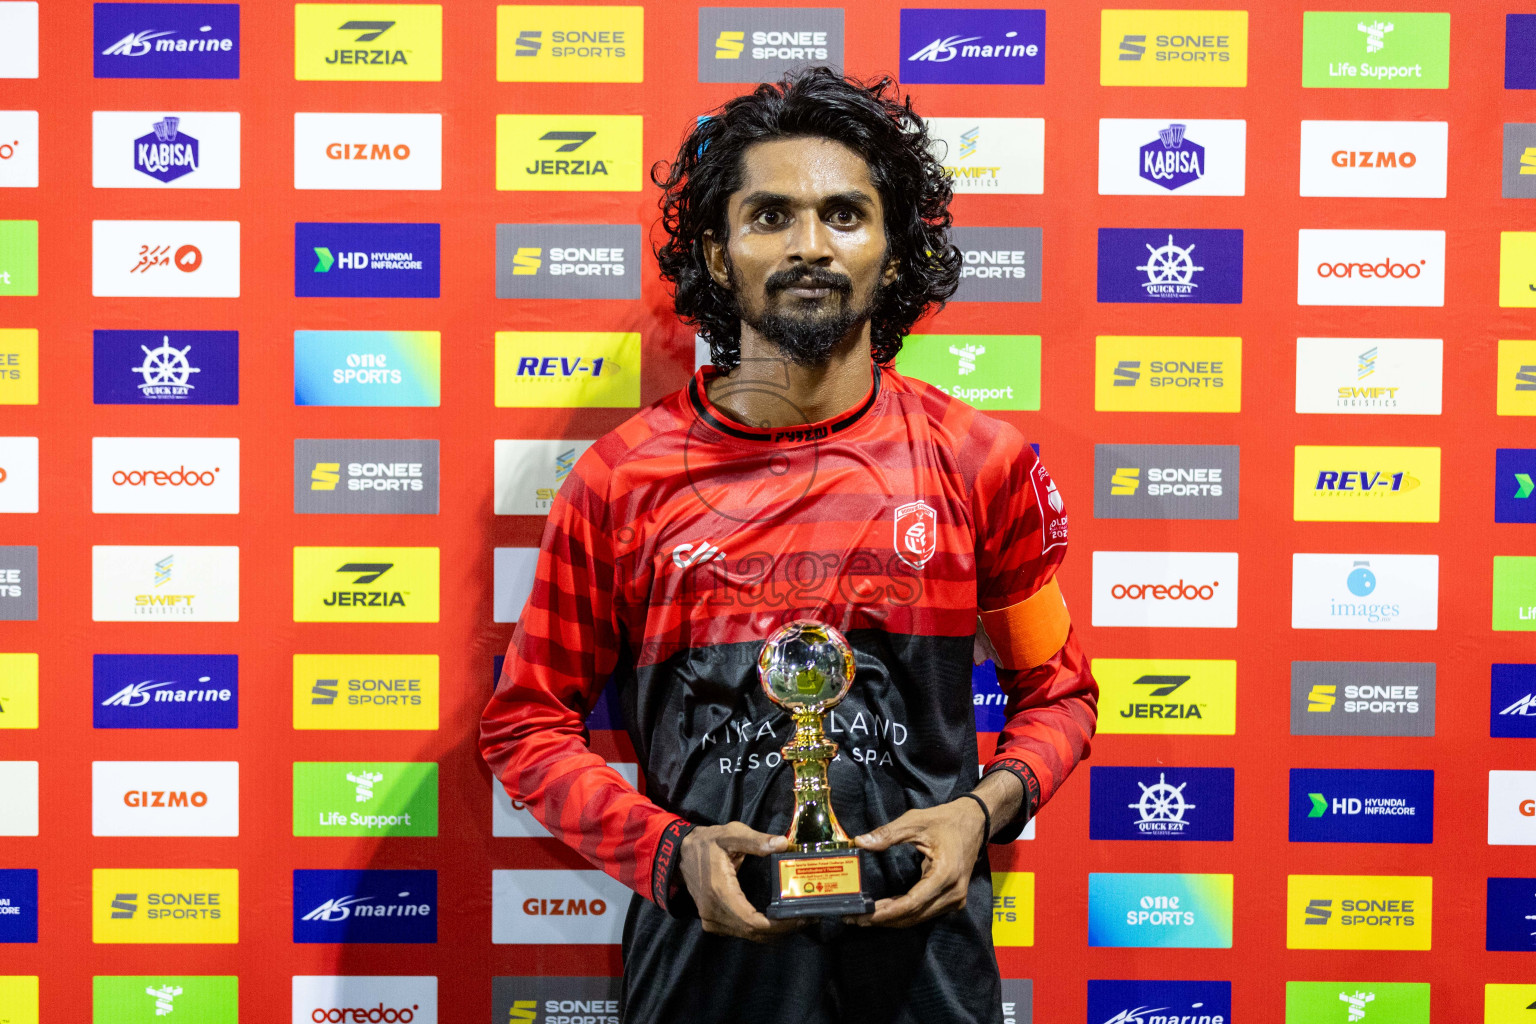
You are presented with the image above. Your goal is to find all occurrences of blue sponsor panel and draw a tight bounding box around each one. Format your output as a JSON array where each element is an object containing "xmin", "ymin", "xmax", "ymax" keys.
[
  {"xmin": 93, "ymin": 654, "xmax": 238, "ymax": 729},
  {"xmin": 1288, "ymin": 768, "xmax": 1433, "ymax": 843},
  {"xmin": 1096, "ymin": 228, "xmax": 1243, "ymax": 304},
  {"xmin": 1495, "ymin": 449, "xmax": 1536, "ymax": 523},
  {"xmin": 1089, "ymin": 766, "xmax": 1234, "ymax": 841},
  {"xmin": 1486, "ymin": 877, "xmax": 1536, "ymax": 951},
  {"xmin": 94, "ymin": 3, "xmax": 240, "ymax": 79},
  {"xmin": 1086, "ymin": 980, "xmax": 1232, "ymax": 1024},
  {"xmin": 294, "ymin": 223, "xmax": 440, "ymax": 298},
  {"xmin": 292, "ymin": 330, "xmax": 441, "ymax": 407},
  {"xmin": 0, "ymin": 869, "xmax": 37, "ymax": 943},
  {"xmin": 93, "ymin": 330, "xmax": 238, "ymax": 405},
  {"xmin": 292, "ymin": 870, "xmax": 437, "ymax": 944},
  {"xmin": 1492, "ymin": 664, "xmax": 1536, "ymax": 738},
  {"xmin": 972, "ymin": 660, "xmax": 1007, "ymax": 732},
  {"xmin": 898, "ymin": 8, "xmax": 1046, "ymax": 84},
  {"xmin": 1509, "ymin": 15, "xmax": 1536, "ymax": 90}
]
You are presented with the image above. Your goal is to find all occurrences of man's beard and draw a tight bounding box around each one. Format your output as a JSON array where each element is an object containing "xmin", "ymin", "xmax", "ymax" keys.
[{"xmin": 735, "ymin": 264, "xmax": 882, "ymax": 366}]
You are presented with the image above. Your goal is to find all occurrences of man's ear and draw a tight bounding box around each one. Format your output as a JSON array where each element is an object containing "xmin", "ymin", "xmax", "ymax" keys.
[
  {"xmin": 703, "ymin": 229, "xmax": 733, "ymax": 291},
  {"xmin": 882, "ymin": 256, "xmax": 900, "ymax": 287}
]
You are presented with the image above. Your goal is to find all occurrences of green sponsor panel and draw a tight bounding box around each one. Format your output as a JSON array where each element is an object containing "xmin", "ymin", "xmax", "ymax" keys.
[
  {"xmin": 292, "ymin": 761, "xmax": 439, "ymax": 836},
  {"xmin": 0, "ymin": 222, "xmax": 38, "ymax": 297},
  {"xmin": 896, "ymin": 335, "xmax": 1041, "ymax": 411},
  {"xmin": 1493, "ymin": 556, "xmax": 1536, "ymax": 631},
  {"xmin": 1301, "ymin": 12, "xmax": 1450, "ymax": 89},
  {"xmin": 1285, "ymin": 980, "xmax": 1428, "ymax": 1022},
  {"xmin": 93, "ymin": 976, "xmax": 237, "ymax": 1023}
]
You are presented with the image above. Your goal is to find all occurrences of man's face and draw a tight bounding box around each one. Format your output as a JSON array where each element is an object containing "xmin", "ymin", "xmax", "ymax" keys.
[{"xmin": 707, "ymin": 136, "xmax": 898, "ymax": 364}]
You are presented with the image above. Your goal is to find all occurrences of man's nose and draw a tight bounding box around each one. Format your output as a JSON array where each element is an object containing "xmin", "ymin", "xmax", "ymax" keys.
[{"xmin": 784, "ymin": 211, "xmax": 834, "ymax": 264}]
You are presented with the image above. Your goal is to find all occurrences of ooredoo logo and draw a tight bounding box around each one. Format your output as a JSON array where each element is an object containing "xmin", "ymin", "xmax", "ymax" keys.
[
  {"xmin": 1297, "ymin": 229, "xmax": 1445, "ymax": 307},
  {"xmin": 291, "ymin": 975, "xmax": 438, "ymax": 1024},
  {"xmin": 1109, "ymin": 578, "xmax": 1220, "ymax": 601},
  {"xmin": 92, "ymin": 437, "xmax": 239, "ymax": 514},
  {"xmin": 1092, "ymin": 551, "xmax": 1238, "ymax": 628}
]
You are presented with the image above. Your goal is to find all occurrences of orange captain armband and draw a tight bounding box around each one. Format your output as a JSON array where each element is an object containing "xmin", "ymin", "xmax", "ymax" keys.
[{"xmin": 978, "ymin": 576, "xmax": 1071, "ymax": 670}]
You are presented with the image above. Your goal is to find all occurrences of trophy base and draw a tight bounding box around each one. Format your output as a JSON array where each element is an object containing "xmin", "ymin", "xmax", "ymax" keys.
[{"xmin": 764, "ymin": 849, "xmax": 875, "ymax": 919}]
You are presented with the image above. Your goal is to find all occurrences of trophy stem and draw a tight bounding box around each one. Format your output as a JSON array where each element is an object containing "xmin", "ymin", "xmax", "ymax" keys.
[{"xmin": 781, "ymin": 708, "xmax": 851, "ymax": 852}]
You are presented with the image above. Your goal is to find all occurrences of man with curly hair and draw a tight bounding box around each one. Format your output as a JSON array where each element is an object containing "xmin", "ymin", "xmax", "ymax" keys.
[{"xmin": 481, "ymin": 68, "xmax": 1097, "ymax": 1023}]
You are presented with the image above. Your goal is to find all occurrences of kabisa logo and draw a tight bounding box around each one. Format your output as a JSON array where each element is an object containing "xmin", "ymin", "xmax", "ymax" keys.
[
  {"xmin": 1087, "ymin": 980, "xmax": 1231, "ymax": 1024},
  {"xmin": 293, "ymin": 654, "xmax": 440, "ymax": 731},
  {"xmin": 92, "ymin": 868, "xmax": 239, "ymax": 943},
  {"xmin": 1093, "ymin": 659, "xmax": 1236, "ymax": 736},
  {"xmin": 93, "ymin": 653, "xmax": 238, "ymax": 729},
  {"xmin": 1294, "ymin": 337, "xmax": 1443, "ymax": 415},
  {"xmin": 293, "ymin": 546, "xmax": 440, "ymax": 623},
  {"xmin": 295, "ymin": 439, "xmax": 440, "ymax": 515},
  {"xmin": 492, "ymin": 977, "xmax": 622, "ymax": 1024},
  {"xmin": 1495, "ymin": 449, "xmax": 1536, "ymax": 524},
  {"xmin": 495, "ymin": 115, "xmax": 643, "ymax": 192},
  {"xmin": 1292, "ymin": 445, "xmax": 1441, "ymax": 523},
  {"xmin": 492, "ymin": 870, "xmax": 630, "ymax": 944},
  {"xmin": 1140, "ymin": 123, "xmax": 1203, "ymax": 190},
  {"xmin": 1291, "ymin": 553, "xmax": 1439, "ymax": 631},
  {"xmin": 1290, "ymin": 661, "xmax": 1435, "ymax": 738},
  {"xmin": 1089, "ymin": 766, "xmax": 1234, "ymax": 842},
  {"xmin": 950, "ymin": 226, "xmax": 1042, "ymax": 303},
  {"xmin": 1289, "ymin": 768, "xmax": 1434, "ymax": 844},
  {"xmin": 92, "ymin": 975, "xmax": 240, "ymax": 1023},
  {"xmin": 296, "ymin": 222, "xmax": 440, "ymax": 298},
  {"xmin": 496, "ymin": 5, "xmax": 643, "ymax": 83},
  {"xmin": 0, "ymin": 869, "xmax": 38, "ymax": 943},
  {"xmin": 94, "ymin": 330, "xmax": 238, "ymax": 405},
  {"xmin": 1301, "ymin": 12, "xmax": 1450, "ymax": 89},
  {"xmin": 0, "ymin": 545, "xmax": 37, "ymax": 621},
  {"xmin": 1486, "ymin": 877, "xmax": 1536, "ymax": 951},
  {"xmin": 898, "ymin": 8, "xmax": 1046, "ymax": 85},
  {"xmin": 294, "ymin": 4, "xmax": 443, "ymax": 81},
  {"xmin": 494, "ymin": 332, "xmax": 641, "ymax": 410},
  {"xmin": 294, "ymin": 870, "xmax": 437, "ymax": 944},
  {"xmin": 94, "ymin": 3, "xmax": 240, "ymax": 79},
  {"xmin": 293, "ymin": 761, "xmax": 438, "ymax": 837},
  {"xmin": 1099, "ymin": 118, "xmax": 1246, "ymax": 196},
  {"xmin": 1088, "ymin": 873, "xmax": 1233, "ymax": 948},
  {"xmin": 1096, "ymin": 228, "xmax": 1242, "ymax": 304},
  {"xmin": 292, "ymin": 976, "xmax": 438, "ymax": 1024},
  {"xmin": 495, "ymin": 224, "xmax": 641, "ymax": 299},
  {"xmin": 1285, "ymin": 874, "xmax": 1431, "ymax": 950},
  {"xmin": 92, "ymin": 760, "xmax": 239, "ymax": 837},
  {"xmin": 1299, "ymin": 120, "xmax": 1447, "ymax": 199},
  {"xmin": 1492, "ymin": 664, "xmax": 1536, "ymax": 739},
  {"xmin": 697, "ymin": 8, "xmax": 844, "ymax": 83},
  {"xmin": 133, "ymin": 116, "xmax": 197, "ymax": 182},
  {"xmin": 294, "ymin": 112, "xmax": 442, "ymax": 191},
  {"xmin": 293, "ymin": 330, "xmax": 441, "ymax": 408},
  {"xmin": 1100, "ymin": 10, "xmax": 1249, "ymax": 87}
]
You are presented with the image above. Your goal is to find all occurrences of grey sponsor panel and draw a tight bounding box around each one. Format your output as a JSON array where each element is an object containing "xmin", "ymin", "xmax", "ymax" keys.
[
  {"xmin": 1000, "ymin": 979, "xmax": 1033, "ymax": 1024},
  {"xmin": 494, "ymin": 547, "xmax": 540, "ymax": 624},
  {"xmin": 951, "ymin": 226, "xmax": 1041, "ymax": 302},
  {"xmin": 1503, "ymin": 124, "xmax": 1536, "ymax": 198},
  {"xmin": 495, "ymin": 224, "xmax": 641, "ymax": 300},
  {"xmin": 697, "ymin": 7, "xmax": 845, "ymax": 83},
  {"xmin": 492, "ymin": 976, "xmax": 623, "ymax": 1023},
  {"xmin": 1290, "ymin": 661, "xmax": 1436, "ymax": 736},
  {"xmin": 1093, "ymin": 443, "xmax": 1239, "ymax": 520},
  {"xmin": 0, "ymin": 545, "xmax": 37, "ymax": 620},
  {"xmin": 293, "ymin": 439, "xmax": 440, "ymax": 514}
]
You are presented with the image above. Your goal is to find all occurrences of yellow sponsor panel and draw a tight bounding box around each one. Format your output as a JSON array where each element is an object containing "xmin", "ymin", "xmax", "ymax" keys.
[
  {"xmin": 990, "ymin": 872, "xmax": 1034, "ymax": 947},
  {"xmin": 495, "ymin": 332, "xmax": 641, "ymax": 409},
  {"xmin": 92, "ymin": 869, "xmax": 238, "ymax": 944},
  {"xmin": 0, "ymin": 654, "xmax": 38, "ymax": 729},
  {"xmin": 1285, "ymin": 874, "xmax": 1431, "ymax": 951},
  {"xmin": 1094, "ymin": 336, "xmax": 1241, "ymax": 413},
  {"xmin": 0, "ymin": 977, "xmax": 38, "ymax": 1024},
  {"xmin": 0, "ymin": 329, "xmax": 38, "ymax": 405},
  {"xmin": 1500, "ymin": 232, "xmax": 1536, "ymax": 308},
  {"xmin": 293, "ymin": 547, "xmax": 440, "ymax": 623},
  {"xmin": 1100, "ymin": 10, "xmax": 1248, "ymax": 87},
  {"xmin": 295, "ymin": 4, "xmax": 442, "ymax": 81},
  {"xmin": 496, "ymin": 6, "xmax": 644, "ymax": 82},
  {"xmin": 1498, "ymin": 339, "xmax": 1536, "ymax": 416},
  {"xmin": 1292, "ymin": 446, "xmax": 1441, "ymax": 523},
  {"xmin": 495, "ymin": 114, "xmax": 643, "ymax": 192},
  {"xmin": 1093, "ymin": 658, "xmax": 1236, "ymax": 735},
  {"xmin": 292, "ymin": 654, "xmax": 441, "ymax": 730},
  {"xmin": 1486, "ymin": 984, "xmax": 1536, "ymax": 1023}
]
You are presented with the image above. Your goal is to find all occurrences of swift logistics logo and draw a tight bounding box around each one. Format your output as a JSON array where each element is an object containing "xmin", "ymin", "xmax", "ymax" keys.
[
  {"xmin": 0, "ymin": 760, "xmax": 38, "ymax": 835},
  {"xmin": 1289, "ymin": 768, "xmax": 1434, "ymax": 844},
  {"xmin": 495, "ymin": 224, "xmax": 642, "ymax": 299},
  {"xmin": 1292, "ymin": 445, "xmax": 1441, "ymax": 523},
  {"xmin": 91, "ymin": 760, "xmax": 239, "ymax": 837},
  {"xmin": 0, "ymin": 435, "xmax": 38, "ymax": 513},
  {"xmin": 1298, "ymin": 229, "xmax": 1445, "ymax": 307},
  {"xmin": 1498, "ymin": 339, "xmax": 1536, "ymax": 416},
  {"xmin": 0, "ymin": 652, "xmax": 39, "ymax": 729},
  {"xmin": 1488, "ymin": 770, "xmax": 1536, "ymax": 845},
  {"xmin": 294, "ymin": 439, "xmax": 440, "ymax": 515},
  {"xmin": 0, "ymin": 544, "xmax": 37, "ymax": 620},
  {"xmin": 93, "ymin": 330, "xmax": 239, "ymax": 405},
  {"xmin": 0, "ymin": 328, "xmax": 38, "ymax": 405},
  {"xmin": 1093, "ymin": 443, "xmax": 1239, "ymax": 520},
  {"xmin": 0, "ymin": 109, "xmax": 38, "ymax": 187},
  {"xmin": 1294, "ymin": 337, "xmax": 1443, "ymax": 415},
  {"xmin": 898, "ymin": 8, "xmax": 1045, "ymax": 84},
  {"xmin": 1486, "ymin": 877, "xmax": 1536, "ymax": 951},
  {"xmin": 1092, "ymin": 658, "xmax": 1236, "ymax": 735},
  {"xmin": 92, "ymin": 111, "xmax": 241, "ymax": 189},
  {"xmin": 293, "ymin": 547, "xmax": 440, "ymax": 623},
  {"xmin": 1493, "ymin": 556, "xmax": 1536, "ymax": 631},
  {"xmin": 1491, "ymin": 664, "xmax": 1536, "ymax": 738},
  {"xmin": 1088, "ymin": 981, "xmax": 1231, "ymax": 1024},
  {"xmin": 91, "ymin": 436, "xmax": 240, "ymax": 515},
  {"xmin": 1100, "ymin": 9, "xmax": 1248, "ymax": 87},
  {"xmin": 1091, "ymin": 550, "xmax": 1238, "ymax": 628},
  {"xmin": 293, "ymin": 330, "xmax": 441, "ymax": 407},
  {"xmin": 293, "ymin": 869, "xmax": 437, "ymax": 943},
  {"xmin": 1286, "ymin": 874, "xmax": 1431, "ymax": 950},
  {"xmin": 895, "ymin": 334, "xmax": 1041, "ymax": 411},
  {"xmin": 1094, "ymin": 336, "xmax": 1242, "ymax": 412},
  {"xmin": 492, "ymin": 977, "xmax": 622, "ymax": 1024},
  {"xmin": 1299, "ymin": 120, "xmax": 1448, "ymax": 198},
  {"xmin": 294, "ymin": 3, "xmax": 442, "ymax": 81},
  {"xmin": 292, "ymin": 976, "xmax": 438, "ymax": 1024},
  {"xmin": 91, "ymin": 546, "xmax": 238, "ymax": 622},
  {"xmin": 1089, "ymin": 766, "xmax": 1234, "ymax": 841},
  {"xmin": 495, "ymin": 115, "xmax": 643, "ymax": 191},
  {"xmin": 494, "ymin": 439, "xmax": 597, "ymax": 515},
  {"xmin": 493, "ymin": 869, "xmax": 633, "ymax": 944},
  {"xmin": 1302, "ymin": 12, "xmax": 1449, "ymax": 89},
  {"xmin": 1291, "ymin": 553, "xmax": 1439, "ymax": 630},
  {"xmin": 495, "ymin": 333, "xmax": 641, "ymax": 409},
  {"xmin": 293, "ymin": 653, "xmax": 440, "ymax": 730},
  {"xmin": 697, "ymin": 7, "xmax": 844, "ymax": 82},
  {"xmin": 1088, "ymin": 873, "xmax": 1233, "ymax": 948},
  {"xmin": 0, "ymin": 869, "xmax": 37, "ymax": 943},
  {"xmin": 1098, "ymin": 118, "xmax": 1247, "ymax": 196},
  {"xmin": 1284, "ymin": 981, "xmax": 1429, "ymax": 1024},
  {"xmin": 91, "ymin": 219, "xmax": 239, "ymax": 298},
  {"xmin": 1096, "ymin": 228, "xmax": 1243, "ymax": 304},
  {"xmin": 93, "ymin": 3, "xmax": 239, "ymax": 79},
  {"xmin": 91, "ymin": 976, "xmax": 238, "ymax": 1024},
  {"xmin": 92, "ymin": 868, "xmax": 238, "ymax": 944},
  {"xmin": 1291, "ymin": 661, "xmax": 1435, "ymax": 737},
  {"xmin": 293, "ymin": 761, "xmax": 438, "ymax": 837},
  {"xmin": 496, "ymin": 4, "xmax": 644, "ymax": 82},
  {"xmin": 925, "ymin": 118, "xmax": 1044, "ymax": 194},
  {"xmin": 294, "ymin": 112, "xmax": 442, "ymax": 190},
  {"xmin": 950, "ymin": 227, "xmax": 1042, "ymax": 302},
  {"xmin": 0, "ymin": 219, "xmax": 38, "ymax": 295},
  {"xmin": 93, "ymin": 653, "xmax": 238, "ymax": 729},
  {"xmin": 296, "ymin": 222, "xmax": 440, "ymax": 298},
  {"xmin": 1495, "ymin": 449, "xmax": 1536, "ymax": 523}
]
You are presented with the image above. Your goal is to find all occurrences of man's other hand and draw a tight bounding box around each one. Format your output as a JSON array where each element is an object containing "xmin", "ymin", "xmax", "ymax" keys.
[
  {"xmin": 848, "ymin": 799, "xmax": 988, "ymax": 928},
  {"xmin": 680, "ymin": 822, "xmax": 803, "ymax": 941}
]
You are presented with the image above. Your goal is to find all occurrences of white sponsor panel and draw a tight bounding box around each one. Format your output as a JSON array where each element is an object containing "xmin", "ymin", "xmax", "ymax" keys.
[
  {"xmin": 1299, "ymin": 120, "xmax": 1447, "ymax": 198},
  {"xmin": 92, "ymin": 219, "xmax": 240, "ymax": 297},
  {"xmin": 493, "ymin": 439, "xmax": 596, "ymax": 516},
  {"xmin": 1488, "ymin": 770, "xmax": 1536, "ymax": 846},
  {"xmin": 0, "ymin": 760, "xmax": 38, "ymax": 835},
  {"xmin": 1297, "ymin": 229, "xmax": 1445, "ymax": 307},
  {"xmin": 92, "ymin": 436, "xmax": 240, "ymax": 514},
  {"xmin": 492, "ymin": 869, "xmax": 630, "ymax": 945},
  {"xmin": 1295, "ymin": 338, "xmax": 1443, "ymax": 415},
  {"xmin": 294, "ymin": 112, "xmax": 443, "ymax": 190},
  {"xmin": 1097, "ymin": 118, "xmax": 1247, "ymax": 196},
  {"xmin": 0, "ymin": 436, "xmax": 38, "ymax": 512},
  {"xmin": 291, "ymin": 976, "xmax": 438, "ymax": 1024},
  {"xmin": 493, "ymin": 763, "xmax": 639, "ymax": 837},
  {"xmin": 91, "ymin": 111, "xmax": 242, "ymax": 189},
  {"xmin": 1091, "ymin": 551, "xmax": 1238, "ymax": 628},
  {"xmin": 1291, "ymin": 553, "xmax": 1439, "ymax": 631},
  {"xmin": 0, "ymin": 110, "xmax": 38, "ymax": 186},
  {"xmin": 926, "ymin": 117, "xmax": 1044, "ymax": 195},
  {"xmin": 493, "ymin": 547, "xmax": 540, "ymax": 624},
  {"xmin": 92, "ymin": 761, "xmax": 239, "ymax": 837},
  {"xmin": 92, "ymin": 545, "xmax": 240, "ymax": 622},
  {"xmin": 0, "ymin": 3, "xmax": 38, "ymax": 78}
]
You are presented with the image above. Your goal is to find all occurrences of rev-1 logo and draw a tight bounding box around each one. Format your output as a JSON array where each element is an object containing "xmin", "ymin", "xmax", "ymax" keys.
[{"xmin": 516, "ymin": 355, "xmax": 610, "ymax": 378}]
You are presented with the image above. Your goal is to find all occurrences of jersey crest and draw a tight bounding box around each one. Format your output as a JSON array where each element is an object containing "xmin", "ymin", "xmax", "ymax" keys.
[{"xmin": 894, "ymin": 500, "xmax": 938, "ymax": 570}]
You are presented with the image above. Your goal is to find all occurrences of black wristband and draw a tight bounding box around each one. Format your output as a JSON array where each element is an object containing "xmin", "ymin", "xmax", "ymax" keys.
[{"xmin": 959, "ymin": 792, "xmax": 992, "ymax": 847}]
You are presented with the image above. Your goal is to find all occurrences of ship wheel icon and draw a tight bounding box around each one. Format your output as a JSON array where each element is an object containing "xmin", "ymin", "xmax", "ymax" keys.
[
  {"xmin": 1129, "ymin": 772, "xmax": 1195, "ymax": 822},
  {"xmin": 134, "ymin": 336, "xmax": 199, "ymax": 393},
  {"xmin": 1137, "ymin": 234, "xmax": 1203, "ymax": 289}
]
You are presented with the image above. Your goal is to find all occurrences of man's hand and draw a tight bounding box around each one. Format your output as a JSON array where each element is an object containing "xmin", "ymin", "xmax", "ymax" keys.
[{"xmin": 679, "ymin": 822, "xmax": 804, "ymax": 942}]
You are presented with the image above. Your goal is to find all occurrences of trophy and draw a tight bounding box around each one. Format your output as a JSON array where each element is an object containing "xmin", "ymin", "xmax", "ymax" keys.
[{"xmin": 758, "ymin": 619, "xmax": 876, "ymax": 919}]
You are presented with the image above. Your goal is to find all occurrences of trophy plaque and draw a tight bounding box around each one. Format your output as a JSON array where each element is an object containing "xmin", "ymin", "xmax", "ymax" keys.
[{"xmin": 758, "ymin": 619, "xmax": 876, "ymax": 919}]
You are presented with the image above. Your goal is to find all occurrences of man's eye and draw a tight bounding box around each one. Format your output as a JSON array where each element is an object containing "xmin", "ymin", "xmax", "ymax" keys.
[
  {"xmin": 829, "ymin": 208, "xmax": 858, "ymax": 225},
  {"xmin": 756, "ymin": 210, "xmax": 784, "ymax": 227}
]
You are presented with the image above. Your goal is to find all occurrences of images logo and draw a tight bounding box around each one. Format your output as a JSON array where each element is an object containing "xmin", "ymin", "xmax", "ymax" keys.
[
  {"xmin": 294, "ymin": 112, "xmax": 441, "ymax": 190},
  {"xmin": 294, "ymin": 761, "xmax": 438, "ymax": 837},
  {"xmin": 92, "ymin": 869, "xmax": 238, "ymax": 944},
  {"xmin": 492, "ymin": 977, "xmax": 621, "ymax": 1024},
  {"xmin": 1290, "ymin": 661, "xmax": 1435, "ymax": 737},
  {"xmin": 94, "ymin": 3, "xmax": 239, "ymax": 79},
  {"xmin": 1089, "ymin": 766, "xmax": 1234, "ymax": 842},
  {"xmin": 294, "ymin": 869, "xmax": 437, "ymax": 943},
  {"xmin": 0, "ymin": 760, "xmax": 38, "ymax": 835},
  {"xmin": 1093, "ymin": 658, "xmax": 1236, "ymax": 735},
  {"xmin": 1486, "ymin": 877, "xmax": 1536, "ymax": 951},
  {"xmin": 293, "ymin": 653, "xmax": 440, "ymax": 730},
  {"xmin": 1492, "ymin": 664, "xmax": 1536, "ymax": 739},
  {"xmin": 1295, "ymin": 337, "xmax": 1442, "ymax": 415},
  {"xmin": 494, "ymin": 439, "xmax": 597, "ymax": 515},
  {"xmin": 293, "ymin": 546, "xmax": 440, "ymax": 623},
  {"xmin": 294, "ymin": 439, "xmax": 439, "ymax": 515},
  {"xmin": 0, "ymin": 435, "xmax": 38, "ymax": 513},
  {"xmin": 896, "ymin": 334, "xmax": 1041, "ymax": 411},
  {"xmin": 1097, "ymin": 228, "xmax": 1242, "ymax": 305},
  {"xmin": 92, "ymin": 436, "xmax": 240, "ymax": 515},
  {"xmin": 0, "ymin": 869, "xmax": 37, "ymax": 943},
  {"xmin": 94, "ymin": 653, "xmax": 238, "ymax": 730},
  {"xmin": 1098, "ymin": 118, "xmax": 1247, "ymax": 196},
  {"xmin": 1088, "ymin": 981, "xmax": 1232, "ymax": 1024},
  {"xmin": 1302, "ymin": 12, "xmax": 1449, "ymax": 89},
  {"xmin": 1292, "ymin": 445, "xmax": 1441, "ymax": 523},
  {"xmin": 1297, "ymin": 229, "xmax": 1445, "ymax": 307},
  {"xmin": 92, "ymin": 976, "xmax": 238, "ymax": 1024},
  {"xmin": 293, "ymin": 330, "xmax": 440, "ymax": 408},
  {"xmin": 1286, "ymin": 874, "xmax": 1431, "ymax": 950},
  {"xmin": 91, "ymin": 220, "xmax": 239, "ymax": 298},
  {"xmin": 1299, "ymin": 120, "xmax": 1447, "ymax": 198},
  {"xmin": 0, "ymin": 220, "xmax": 38, "ymax": 295},
  {"xmin": 898, "ymin": 8, "xmax": 1045, "ymax": 84},
  {"xmin": 1088, "ymin": 873, "xmax": 1233, "ymax": 948},
  {"xmin": 1493, "ymin": 556, "xmax": 1536, "ymax": 632},
  {"xmin": 92, "ymin": 760, "xmax": 239, "ymax": 837},
  {"xmin": 94, "ymin": 330, "xmax": 238, "ymax": 405},
  {"xmin": 494, "ymin": 224, "xmax": 641, "ymax": 300},
  {"xmin": 0, "ymin": 545, "xmax": 38, "ymax": 621},
  {"xmin": 697, "ymin": 7, "xmax": 843, "ymax": 82},
  {"xmin": 925, "ymin": 118, "xmax": 1044, "ymax": 195},
  {"xmin": 1093, "ymin": 444, "xmax": 1239, "ymax": 521},
  {"xmin": 294, "ymin": 3, "xmax": 442, "ymax": 80},
  {"xmin": 950, "ymin": 226, "xmax": 1042, "ymax": 303},
  {"xmin": 91, "ymin": 545, "xmax": 239, "ymax": 622},
  {"xmin": 0, "ymin": 328, "xmax": 38, "ymax": 405},
  {"xmin": 1094, "ymin": 336, "xmax": 1241, "ymax": 413},
  {"xmin": 0, "ymin": 652, "xmax": 39, "ymax": 729},
  {"xmin": 492, "ymin": 869, "xmax": 631, "ymax": 944},
  {"xmin": 1092, "ymin": 550, "xmax": 1237, "ymax": 628},
  {"xmin": 292, "ymin": 976, "xmax": 438, "ymax": 1024},
  {"xmin": 496, "ymin": 5, "xmax": 643, "ymax": 82},
  {"xmin": 495, "ymin": 332, "xmax": 641, "ymax": 409},
  {"xmin": 1284, "ymin": 981, "xmax": 1429, "ymax": 1024},
  {"xmin": 1291, "ymin": 553, "xmax": 1438, "ymax": 630},
  {"xmin": 1100, "ymin": 10, "xmax": 1248, "ymax": 87},
  {"xmin": 495, "ymin": 115, "xmax": 643, "ymax": 192},
  {"xmin": 295, "ymin": 222, "xmax": 439, "ymax": 298},
  {"xmin": 1289, "ymin": 768, "xmax": 1434, "ymax": 844}
]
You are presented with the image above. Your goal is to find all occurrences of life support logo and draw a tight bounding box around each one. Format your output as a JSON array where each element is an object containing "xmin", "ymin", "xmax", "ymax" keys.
[{"xmin": 893, "ymin": 501, "xmax": 937, "ymax": 570}]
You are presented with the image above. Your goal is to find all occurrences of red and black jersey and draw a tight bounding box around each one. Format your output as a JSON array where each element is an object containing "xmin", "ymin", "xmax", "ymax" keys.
[{"xmin": 480, "ymin": 363, "xmax": 1097, "ymax": 1024}]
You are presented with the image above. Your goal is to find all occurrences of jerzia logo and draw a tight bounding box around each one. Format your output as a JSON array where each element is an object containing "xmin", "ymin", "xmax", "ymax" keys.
[
  {"xmin": 1093, "ymin": 658, "xmax": 1236, "ymax": 735},
  {"xmin": 496, "ymin": 116, "xmax": 642, "ymax": 192},
  {"xmin": 294, "ymin": 4, "xmax": 442, "ymax": 81},
  {"xmin": 293, "ymin": 546, "xmax": 439, "ymax": 622}
]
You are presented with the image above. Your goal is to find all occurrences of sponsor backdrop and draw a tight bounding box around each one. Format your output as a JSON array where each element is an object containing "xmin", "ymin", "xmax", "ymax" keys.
[{"xmin": 0, "ymin": 1, "xmax": 1532, "ymax": 1022}]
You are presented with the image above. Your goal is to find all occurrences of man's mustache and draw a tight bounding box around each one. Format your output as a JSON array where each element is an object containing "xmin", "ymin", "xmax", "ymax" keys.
[{"xmin": 764, "ymin": 267, "xmax": 853, "ymax": 296}]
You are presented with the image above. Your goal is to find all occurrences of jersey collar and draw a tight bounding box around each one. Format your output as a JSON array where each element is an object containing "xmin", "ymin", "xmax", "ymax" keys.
[{"xmin": 688, "ymin": 363, "xmax": 882, "ymax": 445}]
